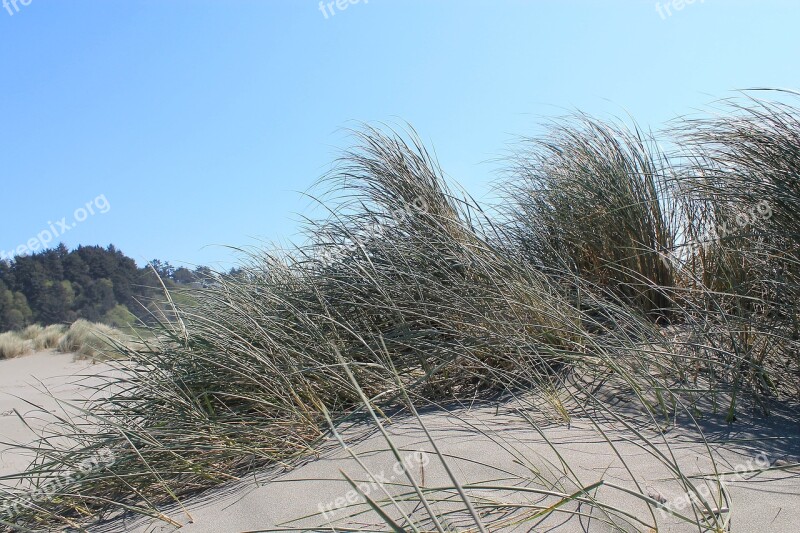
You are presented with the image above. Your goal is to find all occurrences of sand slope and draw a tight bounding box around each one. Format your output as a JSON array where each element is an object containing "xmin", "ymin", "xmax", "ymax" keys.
[
  {"xmin": 104, "ymin": 401, "xmax": 800, "ymax": 532},
  {"xmin": 1, "ymin": 352, "xmax": 798, "ymax": 532},
  {"xmin": 0, "ymin": 351, "xmax": 113, "ymax": 482}
]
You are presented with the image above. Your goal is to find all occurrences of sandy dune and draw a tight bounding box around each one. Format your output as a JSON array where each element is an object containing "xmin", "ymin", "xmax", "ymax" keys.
[
  {"xmin": 104, "ymin": 400, "xmax": 800, "ymax": 533},
  {"xmin": 1, "ymin": 352, "xmax": 799, "ymax": 532},
  {"xmin": 0, "ymin": 351, "xmax": 113, "ymax": 482}
]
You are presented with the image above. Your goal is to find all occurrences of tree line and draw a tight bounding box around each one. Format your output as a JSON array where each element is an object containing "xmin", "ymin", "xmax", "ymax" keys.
[{"xmin": 0, "ymin": 244, "xmax": 213, "ymax": 331}]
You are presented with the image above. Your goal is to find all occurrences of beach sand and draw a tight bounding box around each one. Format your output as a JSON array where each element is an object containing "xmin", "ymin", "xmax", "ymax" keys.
[
  {"xmin": 100, "ymin": 402, "xmax": 799, "ymax": 533},
  {"xmin": 2, "ymin": 352, "xmax": 799, "ymax": 532},
  {"xmin": 0, "ymin": 351, "xmax": 114, "ymax": 482}
]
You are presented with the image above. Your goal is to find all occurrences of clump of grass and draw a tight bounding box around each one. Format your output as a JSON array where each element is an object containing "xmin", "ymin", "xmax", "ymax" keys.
[
  {"xmin": 17, "ymin": 324, "xmax": 44, "ymax": 341},
  {"xmin": 0, "ymin": 331, "xmax": 32, "ymax": 359},
  {"xmin": 505, "ymin": 115, "xmax": 681, "ymax": 321},
  {"xmin": 55, "ymin": 319, "xmax": 125, "ymax": 360},
  {"xmin": 670, "ymin": 91, "xmax": 800, "ymax": 408},
  {"xmin": 31, "ymin": 324, "xmax": 67, "ymax": 351}
]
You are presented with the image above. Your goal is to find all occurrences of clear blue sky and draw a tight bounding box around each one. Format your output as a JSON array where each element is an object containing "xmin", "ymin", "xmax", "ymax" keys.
[{"xmin": 1, "ymin": 0, "xmax": 798, "ymax": 270}]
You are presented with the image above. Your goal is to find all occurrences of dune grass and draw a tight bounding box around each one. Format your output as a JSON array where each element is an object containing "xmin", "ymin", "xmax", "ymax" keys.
[
  {"xmin": 1, "ymin": 91, "xmax": 799, "ymax": 532},
  {"xmin": 505, "ymin": 115, "xmax": 681, "ymax": 321},
  {"xmin": 54, "ymin": 320, "xmax": 127, "ymax": 360},
  {"xmin": 0, "ymin": 332, "xmax": 32, "ymax": 360},
  {"xmin": 16, "ymin": 325, "xmax": 44, "ymax": 342},
  {"xmin": 0, "ymin": 321, "xmax": 127, "ymax": 363},
  {"xmin": 32, "ymin": 325, "xmax": 66, "ymax": 351}
]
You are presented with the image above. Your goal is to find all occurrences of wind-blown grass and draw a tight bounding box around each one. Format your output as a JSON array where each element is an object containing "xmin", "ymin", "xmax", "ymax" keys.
[
  {"xmin": 669, "ymin": 91, "xmax": 800, "ymax": 413},
  {"xmin": 1, "ymin": 91, "xmax": 799, "ymax": 532},
  {"xmin": 504, "ymin": 115, "xmax": 681, "ymax": 321}
]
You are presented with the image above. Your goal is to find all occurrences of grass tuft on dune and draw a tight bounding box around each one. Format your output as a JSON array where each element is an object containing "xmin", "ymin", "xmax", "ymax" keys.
[
  {"xmin": 0, "ymin": 332, "xmax": 33, "ymax": 360},
  {"xmin": 0, "ymin": 321, "xmax": 127, "ymax": 362},
  {"xmin": 55, "ymin": 320, "xmax": 126, "ymax": 360}
]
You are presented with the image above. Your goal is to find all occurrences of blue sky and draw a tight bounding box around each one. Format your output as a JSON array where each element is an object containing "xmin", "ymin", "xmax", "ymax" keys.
[{"xmin": 1, "ymin": 0, "xmax": 798, "ymax": 270}]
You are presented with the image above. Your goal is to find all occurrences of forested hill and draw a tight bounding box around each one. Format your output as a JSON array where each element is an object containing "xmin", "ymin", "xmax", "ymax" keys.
[{"xmin": 0, "ymin": 244, "xmax": 212, "ymax": 331}]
